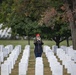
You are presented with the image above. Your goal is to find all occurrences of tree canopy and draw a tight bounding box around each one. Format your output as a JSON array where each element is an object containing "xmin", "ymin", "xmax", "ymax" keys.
[{"xmin": 0, "ymin": 0, "xmax": 73, "ymax": 47}]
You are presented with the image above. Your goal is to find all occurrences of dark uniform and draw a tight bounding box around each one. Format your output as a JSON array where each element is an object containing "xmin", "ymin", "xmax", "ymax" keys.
[{"xmin": 34, "ymin": 39, "xmax": 44, "ymax": 58}]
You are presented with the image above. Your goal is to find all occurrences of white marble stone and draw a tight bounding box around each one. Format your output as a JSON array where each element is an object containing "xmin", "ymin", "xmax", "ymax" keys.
[
  {"xmin": 52, "ymin": 45, "xmax": 58, "ymax": 53},
  {"xmin": 0, "ymin": 52, "xmax": 4, "ymax": 62},
  {"xmin": 3, "ymin": 48, "xmax": 8, "ymax": 57},
  {"xmin": 1, "ymin": 63, "xmax": 9, "ymax": 75},
  {"xmin": 60, "ymin": 46, "xmax": 68, "ymax": 53},
  {"xmin": 35, "ymin": 57, "xmax": 44, "ymax": 75},
  {"xmin": 5, "ymin": 45, "xmax": 13, "ymax": 54},
  {"xmin": 35, "ymin": 64, "xmax": 43, "ymax": 75},
  {"xmin": 19, "ymin": 45, "xmax": 30, "ymax": 75},
  {"xmin": 19, "ymin": 62, "xmax": 28, "ymax": 75},
  {"xmin": 52, "ymin": 65, "xmax": 63, "ymax": 75},
  {"xmin": 73, "ymin": 53, "xmax": 76, "ymax": 62},
  {"xmin": 0, "ymin": 45, "xmax": 4, "ymax": 52}
]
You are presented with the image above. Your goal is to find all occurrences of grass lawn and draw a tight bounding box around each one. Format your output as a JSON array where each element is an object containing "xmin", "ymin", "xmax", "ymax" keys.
[
  {"xmin": 0, "ymin": 40, "xmax": 72, "ymax": 75},
  {"xmin": 0, "ymin": 39, "xmax": 72, "ymax": 49}
]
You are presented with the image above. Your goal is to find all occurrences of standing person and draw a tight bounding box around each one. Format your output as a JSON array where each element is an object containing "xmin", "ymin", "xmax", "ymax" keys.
[{"xmin": 34, "ymin": 34, "xmax": 44, "ymax": 58}]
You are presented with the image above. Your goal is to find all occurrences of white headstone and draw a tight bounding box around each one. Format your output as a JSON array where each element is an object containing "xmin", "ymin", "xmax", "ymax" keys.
[
  {"xmin": 0, "ymin": 52, "xmax": 4, "ymax": 62},
  {"xmin": 1, "ymin": 64, "xmax": 9, "ymax": 75},
  {"xmin": 35, "ymin": 57, "xmax": 44, "ymax": 75},
  {"xmin": 52, "ymin": 45, "xmax": 58, "ymax": 53}
]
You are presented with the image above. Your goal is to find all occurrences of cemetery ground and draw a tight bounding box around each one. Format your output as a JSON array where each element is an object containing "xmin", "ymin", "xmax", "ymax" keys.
[{"xmin": 0, "ymin": 40, "xmax": 72, "ymax": 75}]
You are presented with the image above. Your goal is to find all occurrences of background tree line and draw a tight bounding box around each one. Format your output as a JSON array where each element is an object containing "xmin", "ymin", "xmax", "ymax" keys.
[{"xmin": 0, "ymin": 0, "xmax": 76, "ymax": 49}]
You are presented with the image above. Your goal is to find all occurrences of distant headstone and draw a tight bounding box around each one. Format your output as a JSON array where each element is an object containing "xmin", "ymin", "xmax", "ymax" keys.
[
  {"xmin": 52, "ymin": 45, "xmax": 58, "ymax": 53},
  {"xmin": 0, "ymin": 52, "xmax": 4, "ymax": 62}
]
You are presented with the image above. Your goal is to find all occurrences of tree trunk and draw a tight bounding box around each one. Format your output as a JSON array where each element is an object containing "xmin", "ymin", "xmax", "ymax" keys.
[
  {"xmin": 66, "ymin": 37, "xmax": 69, "ymax": 47},
  {"xmin": 70, "ymin": 21, "xmax": 76, "ymax": 49},
  {"xmin": 62, "ymin": 0, "xmax": 76, "ymax": 50},
  {"xmin": 28, "ymin": 36, "xmax": 30, "ymax": 45},
  {"xmin": 72, "ymin": 30, "xmax": 76, "ymax": 49},
  {"xmin": 71, "ymin": 1, "xmax": 76, "ymax": 49},
  {"xmin": 69, "ymin": 10, "xmax": 76, "ymax": 49},
  {"xmin": 53, "ymin": 36, "xmax": 60, "ymax": 48},
  {"xmin": 56, "ymin": 42, "xmax": 60, "ymax": 48}
]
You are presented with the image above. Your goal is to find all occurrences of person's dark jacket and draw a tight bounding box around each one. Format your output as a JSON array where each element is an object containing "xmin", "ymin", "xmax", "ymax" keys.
[{"xmin": 34, "ymin": 40, "xmax": 44, "ymax": 54}]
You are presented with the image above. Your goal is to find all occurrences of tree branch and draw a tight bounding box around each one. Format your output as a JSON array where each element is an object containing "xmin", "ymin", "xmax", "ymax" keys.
[{"xmin": 59, "ymin": 37, "xmax": 66, "ymax": 42}]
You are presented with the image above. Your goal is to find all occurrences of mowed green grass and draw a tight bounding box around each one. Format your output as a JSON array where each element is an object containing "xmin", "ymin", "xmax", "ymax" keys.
[
  {"xmin": 0, "ymin": 39, "xmax": 72, "ymax": 49},
  {"xmin": 0, "ymin": 40, "xmax": 72, "ymax": 75}
]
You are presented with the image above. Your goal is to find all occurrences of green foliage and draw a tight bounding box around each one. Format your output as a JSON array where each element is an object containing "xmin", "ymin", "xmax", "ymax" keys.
[
  {"xmin": 9, "ymin": 12, "xmax": 40, "ymax": 37},
  {"xmin": 0, "ymin": 0, "xmax": 71, "ymax": 43},
  {"xmin": 50, "ymin": 15, "xmax": 71, "ymax": 44},
  {"xmin": 51, "ymin": 21, "xmax": 71, "ymax": 39},
  {"xmin": 0, "ymin": 0, "xmax": 13, "ymax": 23},
  {"xmin": 50, "ymin": 0, "xmax": 63, "ymax": 9}
]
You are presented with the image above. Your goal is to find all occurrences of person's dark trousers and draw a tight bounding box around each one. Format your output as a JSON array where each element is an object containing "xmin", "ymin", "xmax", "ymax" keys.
[{"xmin": 34, "ymin": 52, "xmax": 42, "ymax": 58}]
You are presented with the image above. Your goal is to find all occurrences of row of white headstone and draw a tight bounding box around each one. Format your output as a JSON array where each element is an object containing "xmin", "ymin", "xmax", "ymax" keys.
[
  {"xmin": 56, "ymin": 46, "xmax": 76, "ymax": 75},
  {"xmin": 0, "ymin": 24, "xmax": 11, "ymax": 39},
  {"xmin": 0, "ymin": 45, "xmax": 13, "ymax": 63},
  {"xmin": 35, "ymin": 57, "xmax": 44, "ymax": 75},
  {"xmin": 60, "ymin": 46, "xmax": 76, "ymax": 62},
  {"xmin": 52, "ymin": 45, "xmax": 76, "ymax": 63},
  {"xmin": 1, "ymin": 45, "xmax": 21, "ymax": 75},
  {"xmin": 43, "ymin": 45, "xmax": 63, "ymax": 75},
  {"xmin": 52, "ymin": 45, "xmax": 76, "ymax": 60},
  {"xmin": 19, "ymin": 45, "xmax": 30, "ymax": 75}
]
